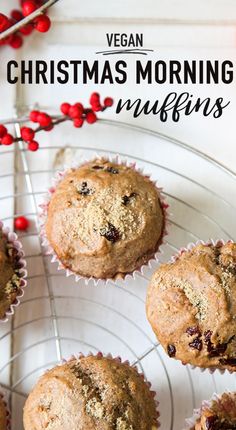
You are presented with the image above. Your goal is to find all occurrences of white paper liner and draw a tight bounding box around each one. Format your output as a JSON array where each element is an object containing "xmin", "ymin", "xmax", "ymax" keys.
[
  {"xmin": 183, "ymin": 391, "xmax": 235, "ymax": 430},
  {"xmin": 0, "ymin": 390, "xmax": 11, "ymax": 430},
  {"xmin": 59, "ymin": 351, "xmax": 160, "ymax": 428},
  {"xmin": 39, "ymin": 155, "xmax": 169, "ymax": 285},
  {"xmin": 0, "ymin": 220, "xmax": 27, "ymax": 323},
  {"xmin": 169, "ymin": 238, "xmax": 233, "ymax": 374}
]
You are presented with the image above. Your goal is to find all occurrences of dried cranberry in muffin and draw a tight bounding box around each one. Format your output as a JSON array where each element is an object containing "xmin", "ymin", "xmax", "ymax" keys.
[
  {"xmin": 191, "ymin": 392, "xmax": 236, "ymax": 430},
  {"xmin": 23, "ymin": 354, "xmax": 159, "ymax": 430},
  {"xmin": 0, "ymin": 394, "xmax": 8, "ymax": 430},
  {"xmin": 45, "ymin": 159, "xmax": 165, "ymax": 279},
  {"xmin": 146, "ymin": 242, "xmax": 236, "ymax": 371}
]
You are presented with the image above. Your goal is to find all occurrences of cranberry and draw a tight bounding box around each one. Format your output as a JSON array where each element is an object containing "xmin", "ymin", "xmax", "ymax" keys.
[
  {"xmin": 9, "ymin": 34, "xmax": 23, "ymax": 49},
  {"xmin": 21, "ymin": 127, "xmax": 35, "ymax": 142},
  {"xmin": 100, "ymin": 223, "xmax": 120, "ymax": 243},
  {"xmin": 1, "ymin": 133, "xmax": 14, "ymax": 145},
  {"xmin": 22, "ymin": 0, "xmax": 38, "ymax": 17},
  {"xmin": 0, "ymin": 13, "xmax": 10, "ymax": 32},
  {"xmin": 186, "ymin": 326, "xmax": 201, "ymax": 336},
  {"xmin": 122, "ymin": 192, "xmax": 137, "ymax": 206},
  {"xmin": 78, "ymin": 182, "xmax": 93, "ymax": 196},
  {"xmin": 0, "ymin": 124, "xmax": 7, "ymax": 138},
  {"xmin": 28, "ymin": 141, "xmax": 39, "ymax": 151},
  {"xmin": 90, "ymin": 92, "xmax": 100, "ymax": 105},
  {"xmin": 205, "ymin": 416, "xmax": 217, "ymax": 430},
  {"xmin": 105, "ymin": 166, "xmax": 119, "ymax": 174},
  {"xmin": 167, "ymin": 344, "xmax": 176, "ymax": 357},
  {"xmin": 69, "ymin": 104, "xmax": 83, "ymax": 119},
  {"xmin": 73, "ymin": 118, "xmax": 84, "ymax": 128},
  {"xmin": 92, "ymin": 165, "xmax": 103, "ymax": 170},
  {"xmin": 208, "ymin": 343, "xmax": 227, "ymax": 357},
  {"xmin": 14, "ymin": 216, "xmax": 29, "ymax": 231},
  {"xmin": 189, "ymin": 337, "xmax": 202, "ymax": 351},
  {"xmin": 20, "ymin": 23, "xmax": 34, "ymax": 36},
  {"xmin": 219, "ymin": 357, "xmax": 236, "ymax": 367},
  {"xmin": 37, "ymin": 112, "xmax": 52, "ymax": 127},
  {"xmin": 60, "ymin": 102, "xmax": 71, "ymax": 115},
  {"xmin": 34, "ymin": 15, "xmax": 51, "ymax": 33},
  {"xmin": 86, "ymin": 111, "xmax": 97, "ymax": 124},
  {"xmin": 104, "ymin": 97, "xmax": 114, "ymax": 107},
  {"xmin": 29, "ymin": 110, "xmax": 40, "ymax": 122},
  {"xmin": 11, "ymin": 10, "xmax": 23, "ymax": 22}
]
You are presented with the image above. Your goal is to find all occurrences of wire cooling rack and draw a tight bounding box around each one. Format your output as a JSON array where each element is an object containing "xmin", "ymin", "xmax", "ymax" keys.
[{"xmin": 0, "ymin": 117, "xmax": 236, "ymax": 429}]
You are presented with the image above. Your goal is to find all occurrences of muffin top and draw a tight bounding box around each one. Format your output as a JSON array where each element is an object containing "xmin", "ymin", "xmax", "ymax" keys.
[
  {"xmin": 194, "ymin": 392, "xmax": 236, "ymax": 430},
  {"xmin": 0, "ymin": 395, "xmax": 7, "ymax": 430},
  {"xmin": 0, "ymin": 230, "xmax": 21, "ymax": 320},
  {"xmin": 45, "ymin": 159, "xmax": 164, "ymax": 279},
  {"xmin": 23, "ymin": 354, "xmax": 158, "ymax": 430},
  {"xmin": 146, "ymin": 242, "xmax": 236, "ymax": 371}
]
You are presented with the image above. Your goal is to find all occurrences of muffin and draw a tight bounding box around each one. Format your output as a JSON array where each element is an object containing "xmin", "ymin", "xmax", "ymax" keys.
[
  {"xmin": 0, "ymin": 226, "xmax": 23, "ymax": 321},
  {"xmin": 186, "ymin": 392, "xmax": 236, "ymax": 430},
  {"xmin": 23, "ymin": 354, "xmax": 159, "ymax": 430},
  {"xmin": 146, "ymin": 241, "xmax": 236, "ymax": 371},
  {"xmin": 0, "ymin": 394, "xmax": 8, "ymax": 430},
  {"xmin": 44, "ymin": 159, "xmax": 165, "ymax": 279}
]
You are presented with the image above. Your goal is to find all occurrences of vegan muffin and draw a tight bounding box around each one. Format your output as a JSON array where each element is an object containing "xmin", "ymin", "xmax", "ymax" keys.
[
  {"xmin": 187, "ymin": 392, "xmax": 236, "ymax": 430},
  {"xmin": 44, "ymin": 159, "xmax": 165, "ymax": 279},
  {"xmin": 146, "ymin": 241, "xmax": 236, "ymax": 371},
  {"xmin": 0, "ymin": 227, "xmax": 22, "ymax": 320},
  {"xmin": 0, "ymin": 394, "xmax": 8, "ymax": 430},
  {"xmin": 23, "ymin": 354, "xmax": 159, "ymax": 430}
]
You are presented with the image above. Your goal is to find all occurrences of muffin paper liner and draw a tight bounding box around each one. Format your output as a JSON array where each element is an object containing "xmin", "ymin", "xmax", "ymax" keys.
[
  {"xmin": 183, "ymin": 391, "xmax": 234, "ymax": 430},
  {"xmin": 60, "ymin": 351, "xmax": 160, "ymax": 428},
  {"xmin": 39, "ymin": 154, "xmax": 169, "ymax": 285},
  {"xmin": 0, "ymin": 389, "xmax": 11, "ymax": 430},
  {"xmin": 169, "ymin": 238, "xmax": 233, "ymax": 375},
  {"xmin": 0, "ymin": 220, "xmax": 27, "ymax": 323}
]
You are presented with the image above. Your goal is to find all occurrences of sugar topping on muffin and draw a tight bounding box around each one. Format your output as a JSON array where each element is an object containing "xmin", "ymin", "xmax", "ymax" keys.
[
  {"xmin": 23, "ymin": 354, "xmax": 159, "ymax": 430},
  {"xmin": 45, "ymin": 159, "xmax": 165, "ymax": 279},
  {"xmin": 146, "ymin": 242, "xmax": 236, "ymax": 371}
]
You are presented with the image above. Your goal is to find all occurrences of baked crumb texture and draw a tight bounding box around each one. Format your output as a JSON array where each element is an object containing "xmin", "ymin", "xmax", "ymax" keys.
[
  {"xmin": 0, "ymin": 395, "xmax": 7, "ymax": 430},
  {"xmin": 23, "ymin": 355, "xmax": 159, "ymax": 430},
  {"xmin": 146, "ymin": 242, "xmax": 236, "ymax": 371},
  {"xmin": 0, "ymin": 230, "xmax": 21, "ymax": 319},
  {"xmin": 46, "ymin": 159, "xmax": 164, "ymax": 279},
  {"xmin": 194, "ymin": 392, "xmax": 236, "ymax": 430}
]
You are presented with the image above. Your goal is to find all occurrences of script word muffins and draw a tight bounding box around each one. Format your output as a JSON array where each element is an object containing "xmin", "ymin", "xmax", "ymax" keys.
[
  {"xmin": 23, "ymin": 354, "xmax": 159, "ymax": 430},
  {"xmin": 45, "ymin": 159, "xmax": 165, "ymax": 280},
  {"xmin": 146, "ymin": 241, "xmax": 236, "ymax": 371}
]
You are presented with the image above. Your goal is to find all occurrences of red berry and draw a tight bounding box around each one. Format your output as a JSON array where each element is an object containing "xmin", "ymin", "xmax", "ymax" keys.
[
  {"xmin": 21, "ymin": 127, "xmax": 35, "ymax": 142},
  {"xmin": 20, "ymin": 23, "xmax": 34, "ymax": 35},
  {"xmin": 34, "ymin": 15, "xmax": 51, "ymax": 33},
  {"xmin": 28, "ymin": 140, "xmax": 39, "ymax": 151},
  {"xmin": 73, "ymin": 118, "xmax": 84, "ymax": 128},
  {"xmin": 0, "ymin": 124, "xmax": 7, "ymax": 138},
  {"xmin": 11, "ymin": 9, "xmax": 23, "ymax": 22},
  {"xmin": 1, "ymin": 133, "xmax": 14, "ymax": 145},
  {"xmin": 37, "ymin": 112, "xmax": 52, "ymax": 127},
  {"xmin": 69, "ymin": 104, "xmax": 83, "ymax": 119},
  {"xmin": 90, "ymin": 92, "xmax": 100, "ymax": 105},
  {"xmin": 22, "ymin": 0, "xmax": 38, "ymax": 17},
  {"xmin": 104, "ymin": 97, "xmax": 114, "ymax": 107},
  {"xmin": 14, "ymin": 216, "xmax": 29, "ymax": 231},
  {"xmin": 60, "ymin": 102, "xmax": 71, "ymax": 115},
  {"xmin": 86, "ymin": 111, "xmax": 97, "ymax": 124},
  {"xmin": 29, "ymin": 110, "xmax": 39, "ymax": 122},
  {"xmin": 0, "ymin": 13, "xmax": 10, "ymax": 32},
  {"xmin": 44, "ymin": 124, "xmax": 54, "ymax": 132},
  {"xmin": 9, "ymin": 34, "xmax": 23, "ymax": 49},
  {"xmin": 92, "ymin": 103, "xmax": 102, "ymax": 112}
]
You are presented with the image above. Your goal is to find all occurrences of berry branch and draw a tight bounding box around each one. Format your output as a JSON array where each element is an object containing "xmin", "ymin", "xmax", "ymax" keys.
[
  {"xmin": 0, "ymin": 0, "xmax": 51, "ymax": 49},
  {"xmin": 0, "ymin": 93, "xmax": 114, "ymax": 152}
]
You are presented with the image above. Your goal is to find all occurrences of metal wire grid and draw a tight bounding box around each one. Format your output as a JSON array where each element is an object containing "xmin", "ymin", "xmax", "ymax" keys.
[{"xmin": 0, "ymin": 118, "xmax": 235, "ymax": 429}]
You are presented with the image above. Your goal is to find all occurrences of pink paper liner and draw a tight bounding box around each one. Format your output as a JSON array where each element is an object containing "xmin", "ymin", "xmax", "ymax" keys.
[
  {"xmin": 57, "ymin": 351, "xmax": 160, "ymax": 428},
  {"xmin": 39, "ymin": 155, "xmax": 169, "ymax": 285},
  {"xmin": 0, "ymin": 390, "xmax": 11, "ymax": 430},
  {"xmin": 0, "ymin": 220, "xmax": 27, "ymax": 323},
  {"xmin": 169, "ymin": 238, "xmax": 233, "ymax": 375},
  {"xmin": 183, "ymin": 391, "xmax": 235, "ymax": 430}
]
